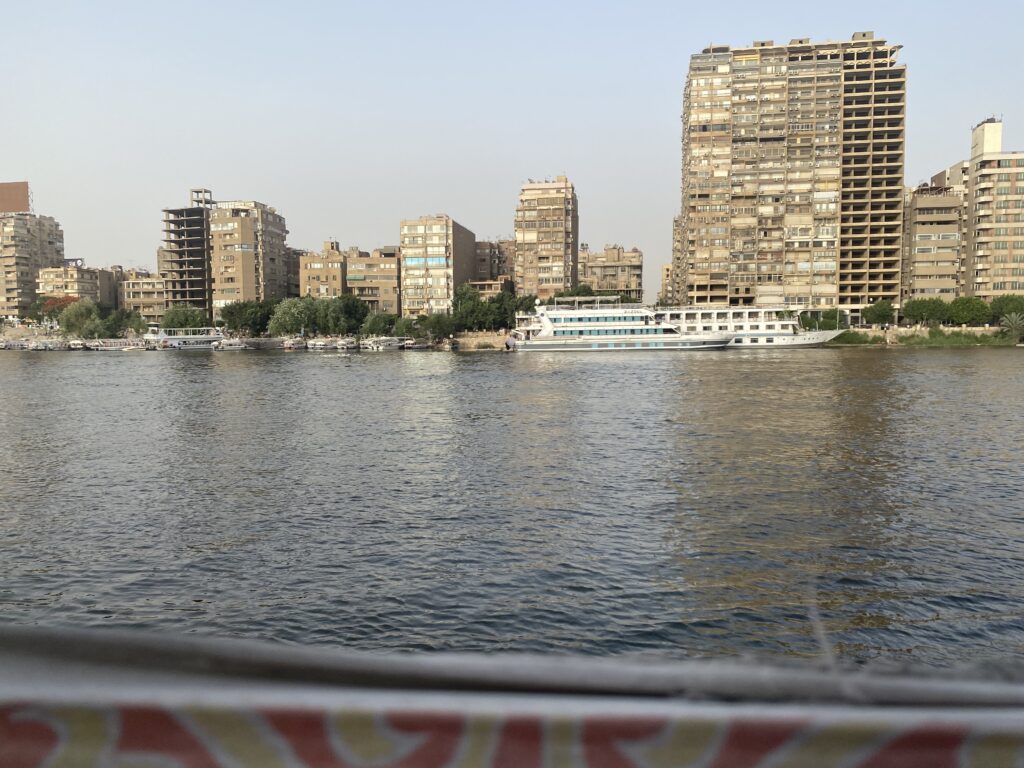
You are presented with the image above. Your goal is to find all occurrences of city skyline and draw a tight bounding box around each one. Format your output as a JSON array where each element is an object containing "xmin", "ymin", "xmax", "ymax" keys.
[{"xmin": 4, "ymin": 1, "xmax": 1024, "ymax": 301}]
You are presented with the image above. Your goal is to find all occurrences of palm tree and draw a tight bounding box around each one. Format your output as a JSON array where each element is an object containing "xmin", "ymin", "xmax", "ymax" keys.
[{"xmin": 999, "ymin": 312, "xmax": 1024, "ymax": 344}]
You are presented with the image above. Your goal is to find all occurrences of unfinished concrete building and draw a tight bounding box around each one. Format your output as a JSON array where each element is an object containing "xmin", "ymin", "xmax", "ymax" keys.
[
  {"xmin": 159, "ymin": 189, "xmax": 214, "ymax": 318},
  {"xmin": 0, "ymin": 212, "xmax": 65, "ymax": 318},
  {"xmin": 672, "ymin": 32, "xmax": 906, "ymax": 317},
  {"xmin": 514, "ymin": 176, "xmax": 579, "ymax": 299}
]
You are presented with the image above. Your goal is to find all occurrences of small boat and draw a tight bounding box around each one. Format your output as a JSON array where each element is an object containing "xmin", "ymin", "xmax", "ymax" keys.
[
  {"xmin": 402, "ymin": 339, "xmax": 431, "ymax": 350},
  {"xmin": 336, "ymin": 337, "xmax": 359, "ymax": 351},
  {"xmin": 67, "ymin": 340, "xmax": 87, "ymax": 351},
  {"xmin": 212, "ymin": 339, "xmax": 250, "ymax": 351},
  {"xmin": 282, "ymin": 338, "xmax": 306, "ymax": 351},
  {"xmin": 307, "ymin": 339, "xmax": 337, "ymax": 351}
]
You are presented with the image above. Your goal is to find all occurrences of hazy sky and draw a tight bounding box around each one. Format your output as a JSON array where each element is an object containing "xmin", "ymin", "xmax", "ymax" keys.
[{"xmin": 4, "ymin": 0, "xmax": 1022, "ymax": 300}]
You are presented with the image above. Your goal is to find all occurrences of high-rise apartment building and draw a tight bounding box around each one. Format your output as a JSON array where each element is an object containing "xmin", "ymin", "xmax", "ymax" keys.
[
  {"xmin": 965, "ymin": 119, "xmax": 1024, "ymax": 300},
  {"xmin": 349, "ymin": 247, "xmax": 402, "ymax": 315},
  {"xmin": 0, "ymin": 212, "xmax": 65, "ymax": 318},
  {"xmin": 514, "ymin": 176, "xmax": 579, "ymax": 299},
  {"xmin": 160, "ymin": 189, "xmax": 293, "ymax": 319},
  {"xmin": 299, "ymin": 241, "xmax": 350, "ymax": 299},
  {"xmin": 399, "ymin": 215, "xmax": 475, "ymax": 317},
  {"xmin": 473, "ymin": 239, "xmax": 517, "ymax": 284},
  {"xmin": 159, "ymin": 188, "xmax": 214, "ymax": 318},
  {"xmin": 210, "ymin": 199, "xmax": 289, "ymax": 311},
  {"xmin": 902, "ymin": 185, "xmax": 965, "ymax": 302},
  {"xmin": 673, "ymin": 32, "xmax": 905, "ymax": 317},
  {"xmin": 578, "ymin": 245, "xmax": 644, "ymax": 301}
]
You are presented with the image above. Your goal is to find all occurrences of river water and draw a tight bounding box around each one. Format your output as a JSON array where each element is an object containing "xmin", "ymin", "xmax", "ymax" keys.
[{"xmin": 0, "ymin": 347, "xmax": 1021, "ymax": 669}]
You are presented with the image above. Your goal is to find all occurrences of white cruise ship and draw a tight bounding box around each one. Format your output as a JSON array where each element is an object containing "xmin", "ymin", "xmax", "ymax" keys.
[
  {"xmin": 654, "ymin": 306, "xmax": 843, "ymax": 348},
  {"xmin": 512, "ymin": 299, "xmax": 732, "ymax": 352}
]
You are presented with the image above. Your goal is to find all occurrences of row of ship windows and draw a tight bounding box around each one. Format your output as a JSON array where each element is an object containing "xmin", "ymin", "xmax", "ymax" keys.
[
  {"xmin": 553, "ymin": 328, "xmax": 673, "ymax": 336},
  {"xmin": 551, "ymin": 315, "xmax": 641, "ymax": 323}
]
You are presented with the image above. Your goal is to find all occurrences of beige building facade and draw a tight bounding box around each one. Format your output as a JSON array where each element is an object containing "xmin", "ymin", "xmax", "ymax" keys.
[
  {"xmin": 349, "ymin": 247, "xmax": 402, "ymax": 315},
  {"xmin": 37, "ymin": 264, "xmax": 118, "ymax": 307},
  {"xmin": 514, "ymin": 176, "xmax": 579, "ymax": 299},
  {"xmin": 578, "ymin": 245, "xmax": 644, "ymax": 301},
  {"xmin": 673, "ymin": 32, "xmax": 905, "ymax": 317},
  {"xmin": 659, "ymin": 262, "xmax": 676, "ymax": 305},
  {"xmin": 0, "ymin": 212, "xmax": 65, "ymax": 318},
  {"xmin": 965, "ymin": 119, "xmax": 1024, "ymax": 300},
  {"xmin": 901, "ymin": 186, "xmax": 965, "ymax": 302},
  {"xmin": 210, "ymin": 199, "xmax": 289, "ymax": 312},
  {"xmin": 299, "ymin": 241, "xmax": 350, "ymax": 299},
  {"xmin": 120, "ymin": 270, "xmax": 167, "ymax": 325},
  {"xmin": 400, "ymin": 215, "xmax": 475, "ymax": 317}
]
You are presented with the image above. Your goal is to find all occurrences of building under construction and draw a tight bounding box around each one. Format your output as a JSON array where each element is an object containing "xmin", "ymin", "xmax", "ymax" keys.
[
  {"xmin": 159, "ymin": 189, "xmax": 214, "ymax": 318},
  {"xmin": 672, "ymin": 32, "xmax": 905, "ymax": 317}
]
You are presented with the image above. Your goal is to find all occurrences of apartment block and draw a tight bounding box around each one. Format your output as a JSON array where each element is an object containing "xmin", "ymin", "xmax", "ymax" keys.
[
  {"xmin": 467, "ymin": 277, "xmax": 514, "ymax": 301},
  {"xmin": 37, "ymin": 263, "xmax": 118, "ymax": 307},
  {"xmin": 578, "ymin": 245, "xmax": 644, "ymax": 301},
  {"xmin": 0, "ymin": 181, "xmax": 30, "ymax": 214},
  {"xmin": 474, "ymin": 239, "xmax": 516, "ymax": 283},
  {"xmin": 349, "ymin": 247, "xmax": 402, "ymax": 315},
  {"xmin": 514, "ymin": 176, "xmax": 579, "ymax": 299},
  {"xmin": 400, "ymin": 215, "xmax": 475, "ymax": 317},
  {"xmin": 299, "ymin": 241, "xmax": 350, "ymax": 299},
  {"xmin": 119, "ymin": 270, "xmax": 167, "ymax": 325},
  {"xmin": 659, "ymin": 263, "xmax": 675, "ymax": 305},
  {"xmin": 965, "ymin": 119, "xmax": 1024, "ymax": 300},
  {"xmin": 210, "ymin": 198, "xmax": 289, "ymax": 311},
  {"xmin": 902, "ymin": 185, "xmax": 965, "ymax": 302},
  {"xmin": 159, "ymin": 189, "xmax": 214, "ymax": 318},
  {"xmin": 672, "ymin": 32, "xmax": 905, "ymax": 316},
  {"xmin": 0, "ymin": 212, "xmax": 65, "ymax": 318}
]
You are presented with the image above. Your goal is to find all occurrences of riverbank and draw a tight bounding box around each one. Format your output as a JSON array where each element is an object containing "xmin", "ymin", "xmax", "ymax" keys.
[{"xmin": 828, "ymin": 326, "xmax": 1016, "ymax": 347}]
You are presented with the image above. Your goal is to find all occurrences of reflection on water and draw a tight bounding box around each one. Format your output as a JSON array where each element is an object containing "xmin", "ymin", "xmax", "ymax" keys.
[{"xmin": 0, "ymin": 348, "xmax": 1022, "ymax": 667}]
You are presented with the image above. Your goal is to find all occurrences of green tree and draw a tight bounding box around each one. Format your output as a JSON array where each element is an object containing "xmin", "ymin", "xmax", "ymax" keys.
[
  {"xmin": 1000, "ymin": 312, "xmax": 1024, "ymax": 343},
  {"xmin": 902, "ymin": 298, "xmax": 950, "ymax": 325},
  {"xmin": 361, "ymin": 312, "xmax": 397, "ymax": 336},
  {"xmin": 800, "ymin": 308, "xmax": 845, "ymax": 330},
  {"xmin": 862, "ymin": 300, "xmax": 894, "ymax": 326},
  {"xmin": 58, "ymin": 300, "xmax": 102, "ymax": 338},
  {"xmin": 393, "ymin": 317, "xmax": 420, "ymax": 337},
  {"xmin": 268, "ymin": 297, "xmax": 317, "ymax": 336},
  {"xmin": 948, "ymin": 296, "xmax": 992, "ymax": 326},
  {"xmin": 102, "ymin": 308, "xmax": 146, "ymax": 337},
  {"xmin": 990, "ymin": 294, "xmax": 1024, "ymax": 322},
  {"xmin": 419, "ymin": 313, "xmax": 455, "ymax": 341},
  {"xmin": 162, "ymin": 305, "xmax": 209, "ymax": 328}
]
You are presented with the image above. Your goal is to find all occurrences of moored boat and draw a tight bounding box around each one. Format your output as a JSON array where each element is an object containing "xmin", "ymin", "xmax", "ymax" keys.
[
  {"xmin": 143, "ymin": 324, "xmax": 224, "ymax": 350},
  {"xmin": 655, "ymin": 305, "xmax": 844, "ymax": 348},
  {"xmin": 212, "ymin": 339, "xmax": 250, "ymax": 351},
  {"xmin": 512, "ymin": 297, "xmax": 732, "ymax": 352}
]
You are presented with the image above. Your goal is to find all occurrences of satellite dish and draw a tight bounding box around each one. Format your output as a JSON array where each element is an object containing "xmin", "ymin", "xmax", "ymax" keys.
[{"xmin": 534, "ymin": 298, "xmax": 541, "ymax": 306}]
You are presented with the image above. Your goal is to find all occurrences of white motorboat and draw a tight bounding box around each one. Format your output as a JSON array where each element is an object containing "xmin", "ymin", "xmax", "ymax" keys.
[
  {"xmin": 655, "ymin": 305, "xmax": 844, "ymax": 348},
  {"xmin": 512, "ymin": 298, "xmax": 733, "ymax": 352},
  {"xmin": 212, "ymin": 339, "xmax": 250, "ymax": 351}
]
